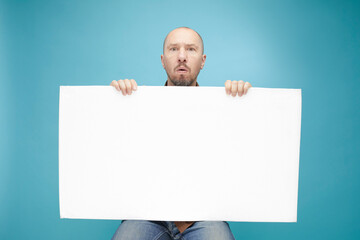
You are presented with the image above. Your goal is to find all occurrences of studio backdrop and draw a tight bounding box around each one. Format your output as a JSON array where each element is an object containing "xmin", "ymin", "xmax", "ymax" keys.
[{"xmin": 1, "ymin": 0, "xmax": 359, "ymax": 239}]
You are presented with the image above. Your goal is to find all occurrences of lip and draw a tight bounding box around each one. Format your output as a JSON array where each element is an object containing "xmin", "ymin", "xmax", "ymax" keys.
[{"xmin": 175, "ymin": 67, "xmax": 189, "ymax": 73}]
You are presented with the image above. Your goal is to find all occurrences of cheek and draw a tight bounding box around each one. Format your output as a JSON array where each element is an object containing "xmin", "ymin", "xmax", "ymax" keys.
[
  {"xmin": 190, "ymin": 57, "xmax": 203, "ymax": 69},
  {"xmin": 164, "ymin": 57, "xmax": 175, "ymax": 68}
]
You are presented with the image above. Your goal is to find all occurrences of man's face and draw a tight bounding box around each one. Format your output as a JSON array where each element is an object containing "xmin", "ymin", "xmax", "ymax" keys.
[{"xmin": 161, "ymin": 28, "xmax": 206, "ymax": 86}]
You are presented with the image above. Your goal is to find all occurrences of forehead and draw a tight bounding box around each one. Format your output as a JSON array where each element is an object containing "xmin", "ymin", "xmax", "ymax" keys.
[{"xmin": 165, "ymin": 28, "xmax": 202, "ymax": 46}]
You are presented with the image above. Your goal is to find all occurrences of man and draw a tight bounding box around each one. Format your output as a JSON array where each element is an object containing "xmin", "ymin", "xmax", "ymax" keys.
[{"xmin": 110, "ymin": 27, "xmax": 252, "ymax": 240}]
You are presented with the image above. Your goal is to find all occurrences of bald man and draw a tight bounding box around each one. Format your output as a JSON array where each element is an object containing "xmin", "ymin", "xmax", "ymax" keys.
[{"xmin": 111, "ymin": 27, "xmax": 252, "ymax": 240}]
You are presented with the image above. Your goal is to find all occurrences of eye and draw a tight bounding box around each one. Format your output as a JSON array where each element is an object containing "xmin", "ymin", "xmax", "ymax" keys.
[
  {"xmin": 188, "ymin": 47, "xmax": 195, "ymax": 51},
  {"xmin": 170, "ymin": 47, "xmax": 177, "ymax": 51}
]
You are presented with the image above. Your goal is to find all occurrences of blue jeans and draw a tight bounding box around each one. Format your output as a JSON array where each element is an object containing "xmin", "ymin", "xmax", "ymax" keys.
[{"xmin": 112, "ymin": 220, "xmax": 235, "ymax": 240}]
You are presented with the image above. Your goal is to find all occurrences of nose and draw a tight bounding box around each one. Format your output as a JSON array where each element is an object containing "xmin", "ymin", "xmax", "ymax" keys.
[{"xmin": 178, "ymin": 48, "xmax": 187, "ymax": 63}]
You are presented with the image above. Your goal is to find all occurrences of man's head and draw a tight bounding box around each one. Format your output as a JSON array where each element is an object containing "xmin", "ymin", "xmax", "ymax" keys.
[{"xmin": 161, "ymin": 27, "xmax": 206, "ymax": 86}]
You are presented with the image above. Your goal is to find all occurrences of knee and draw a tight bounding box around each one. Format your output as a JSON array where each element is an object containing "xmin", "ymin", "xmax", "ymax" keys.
[
  {"xmin": 112, "ymin": 220, "xmax": 146, "ymax": 240},
  {"xmin": 209, "ymin": 221, "xmax": 235, "ymax": 240},
  {"xmin": 185, "ymin": 221, "xmax": 235, "ymax": 240},
  {"xmin": 111, "ymin": 220, "xmax": 170, "ymax": 240}
]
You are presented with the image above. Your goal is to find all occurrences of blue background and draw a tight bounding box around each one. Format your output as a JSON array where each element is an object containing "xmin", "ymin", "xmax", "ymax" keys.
[{"xmin": 1, "ymin": 0, "xmax": 359, "ymax": 239}]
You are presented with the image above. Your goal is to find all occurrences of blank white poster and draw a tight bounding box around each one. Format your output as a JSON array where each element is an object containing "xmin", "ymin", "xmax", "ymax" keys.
[{"xmin": 59, "ymin": 86, "xmax": 301, "ymax": 222}]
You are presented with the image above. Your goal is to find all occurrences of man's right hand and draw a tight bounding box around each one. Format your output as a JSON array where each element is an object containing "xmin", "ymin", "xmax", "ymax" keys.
[{"xmin": 110, "ymin": 79, "xmax": 138, "ymax": 96}]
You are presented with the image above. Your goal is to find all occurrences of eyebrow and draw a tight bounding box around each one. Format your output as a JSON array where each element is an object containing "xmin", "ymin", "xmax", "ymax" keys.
[{"xmin": 167, "ymin": 43, "xmax": 199, "ymax": 48}]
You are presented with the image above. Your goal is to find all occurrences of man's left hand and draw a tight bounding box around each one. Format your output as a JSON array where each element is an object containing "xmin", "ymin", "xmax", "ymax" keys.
[{"xmin": 225, "ymin": 80, "xmax": 252, "ymax": 97}]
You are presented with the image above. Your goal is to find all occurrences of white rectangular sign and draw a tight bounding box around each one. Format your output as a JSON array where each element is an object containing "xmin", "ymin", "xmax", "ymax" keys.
[{"xmin": 59, "ymin": 86, "xmax": 301, "ymax": 222}]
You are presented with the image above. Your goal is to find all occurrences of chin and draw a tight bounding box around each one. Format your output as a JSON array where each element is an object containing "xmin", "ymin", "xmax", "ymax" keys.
[{"xmin": 170, "ymin": 78, "xmax": 195, "ymax": 86}]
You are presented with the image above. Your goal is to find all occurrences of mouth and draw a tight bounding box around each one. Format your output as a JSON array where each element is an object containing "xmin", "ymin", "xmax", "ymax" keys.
[{"xmin": 176, "ymin": 67, "xmax": 189, "ymax": 74}]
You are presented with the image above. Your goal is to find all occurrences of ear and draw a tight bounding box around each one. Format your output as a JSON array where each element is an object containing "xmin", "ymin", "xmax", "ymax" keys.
[
  {"xmin": 161, "ymin": 54, "xmax": 165, "ymax": 69},
  {"xmin": 200, "ymin": 54, "xmax": 207, "ymax": 69}
]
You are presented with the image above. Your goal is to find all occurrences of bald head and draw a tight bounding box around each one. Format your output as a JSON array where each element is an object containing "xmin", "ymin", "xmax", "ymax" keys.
[{"xmin": 163, "ymin": 27, "xmax": 204, "ymax": 54}]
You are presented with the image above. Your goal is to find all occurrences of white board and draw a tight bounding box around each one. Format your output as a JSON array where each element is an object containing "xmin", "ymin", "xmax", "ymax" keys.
[{"xmin": 59, "ymin": 86, "xmax": 301, "ymax": 222}]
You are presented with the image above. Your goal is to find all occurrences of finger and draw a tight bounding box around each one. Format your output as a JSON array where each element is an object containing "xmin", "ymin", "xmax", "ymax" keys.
[
  {"xmin": 225, "ymin": 80, "xmax": 231, "ymax": 95},
  {"xmin": 118, "ymin": 80, "xmax": 126, "ymax": 96},
  {"xmin": 124, "ymin": 79, "xmax": 132, "ymax": 95},
  {"xmin": 237, "ymin": 80, "xmax": 244, "ymax": 97},
  {"xmin": 131, "ymin": 79, "xmax": 137, "ymax": 91},
  {"xmin": 110, "ymin": 80, "xmax": 120, "ymax": 91},
  {"xmin": 231, "ymin": 80, "xmax": 238, "ymax": 97},
  {"xmin": 244, "ymin": 82, "xmax": 252, "ymax": 95}
]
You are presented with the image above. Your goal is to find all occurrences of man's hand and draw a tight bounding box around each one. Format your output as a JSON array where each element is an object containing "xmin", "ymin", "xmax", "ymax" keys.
[
  {"xmin": 225, "ymin": 80, "xmax": 252, "ymax": 97},
  {"xmin": 110, "ymin": 79, "xmax": 138, "ymax": 96}
]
